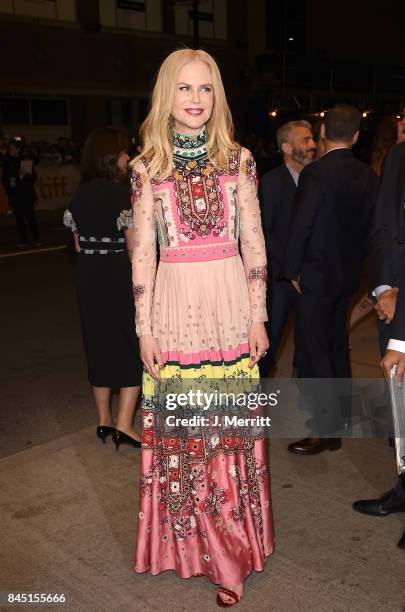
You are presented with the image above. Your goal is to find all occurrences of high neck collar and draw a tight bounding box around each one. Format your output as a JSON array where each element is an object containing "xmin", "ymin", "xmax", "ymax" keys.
[{"xmin": 173, "ymin": 126, "xmax": 208, "ymax": 160}]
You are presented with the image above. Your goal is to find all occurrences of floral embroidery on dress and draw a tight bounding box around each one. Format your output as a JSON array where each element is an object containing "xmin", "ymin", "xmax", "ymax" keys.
[
  {"xmin": 170, "ymin": 128, "xmax": 234, "ymax": 241},
  {"xmin": 117, "ymin": 209, "xmax": 133, "ymax": 231},
  {"xmin": 133, "ymin": 284, "xmax": 145, "ymax": 301},
  {"xmin": 139, "ymin": 438, "xmax": 269, "ymax": 541},
  {"xmin": 241, "ymin": 153, "xmax": 258, "ymax": 185},
  {"xmin": 63, "ymin": 209, "xmax": 77, "ymax": 232},
  {"xmin": 139, "ymin": 371, "xmax": 265, "ymax": 527},
  {"xmin": 203, "ymin": 482, "xmax": 226, "ymax": 516},
  {"xmin": 220, "ymin": 148, "xmax": 241, "ymax": 177},
  {"xmin": 248, "ymin": 266, "xmax": 267, "ymax": 283},
  {"xmin": 174, "ymin": 165, "xmax": 226, "ymax": 240},
  {"xmin": 130, "ymin": 168, "xmax": 143, "ymax": 198},
  {"xmin": 229, "ymin": 456, "xmax": 267, "ymax": 526}
]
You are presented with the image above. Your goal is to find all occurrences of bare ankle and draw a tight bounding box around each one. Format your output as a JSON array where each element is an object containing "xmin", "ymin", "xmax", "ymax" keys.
[{"xmin": 115, "ymin": 425, "xmax": 141, "ymax": 441}]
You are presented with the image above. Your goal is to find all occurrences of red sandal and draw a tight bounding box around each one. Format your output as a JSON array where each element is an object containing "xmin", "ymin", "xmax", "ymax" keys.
[{"xmin": 216, "ymin": 586, "xmax": 241, "ymax": 607}]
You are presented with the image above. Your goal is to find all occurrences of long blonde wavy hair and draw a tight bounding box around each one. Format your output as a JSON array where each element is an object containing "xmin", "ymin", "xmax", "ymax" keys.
[{"xmin": 134, "ymin": 48, "xmax": 237, "ymax": 181}]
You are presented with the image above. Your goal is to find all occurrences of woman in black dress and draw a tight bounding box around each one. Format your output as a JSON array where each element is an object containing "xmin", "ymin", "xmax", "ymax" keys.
[{"xmin": 64, "ymin": 128, "xmax": 142, "ymax": 448}]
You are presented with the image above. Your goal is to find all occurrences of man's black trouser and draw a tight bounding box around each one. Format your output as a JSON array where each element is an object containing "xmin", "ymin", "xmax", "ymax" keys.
[
  {"xmin": 294, "ymin": 289, "xmax": 352, "ymax": 436},
  {"xmin": 12, "ymin": 198, "xmax": 39, "ymax": 242},
  {"xmin": 259, "ymin": 277, "xmax": 297, "ymax": 377}
]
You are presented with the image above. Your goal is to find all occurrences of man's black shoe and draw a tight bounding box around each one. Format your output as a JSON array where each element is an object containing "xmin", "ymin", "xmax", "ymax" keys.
[
  {"xmin": 287, "ymin": 437, "xmax": 342, "ymax": 455},
  {"xmin": 352, "ymin": 490, "xmax": 405, "ymax": 517},
  {"xmin": 398, "ymin": 531, "xmax": 405, "ymax": 549}
]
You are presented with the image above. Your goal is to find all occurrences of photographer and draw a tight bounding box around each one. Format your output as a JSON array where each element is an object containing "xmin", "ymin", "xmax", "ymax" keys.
[{"xmin": 2, "ymin": 139, "xmax": 41, "ymax": 247}]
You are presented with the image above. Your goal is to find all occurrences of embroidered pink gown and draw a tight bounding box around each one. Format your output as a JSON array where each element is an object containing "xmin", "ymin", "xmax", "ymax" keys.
[{"xmin": 131, "ymin": 128, "xmax": 274, "ymax": 586}]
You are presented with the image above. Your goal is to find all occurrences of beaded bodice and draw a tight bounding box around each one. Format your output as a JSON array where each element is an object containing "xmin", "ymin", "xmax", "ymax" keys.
[{"xmin": 172, "ymin": 127, "xmax": 208, "ymax": 165}]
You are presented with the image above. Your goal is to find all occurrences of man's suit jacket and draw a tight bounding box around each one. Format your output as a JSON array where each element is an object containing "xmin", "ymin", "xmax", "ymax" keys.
[
  {"xmin": 369, "ymin": 141, "xmax": 405, "ymax": 290},
  {"xmin": 260, "ymin": 163, "xmax": 297, "ymax": 280},
  {"xmin": 283, "ymin": 148, "xmax": 380, "ymax": 298},
  {"xmin": 391, "ymin": 266, "xmax": 405, "ymax": 342}
]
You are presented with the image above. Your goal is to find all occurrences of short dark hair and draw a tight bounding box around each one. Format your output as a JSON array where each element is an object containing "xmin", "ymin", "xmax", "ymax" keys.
[
  {"xmin": 81, "ymin": 127, "xmax": 129, "ymax": 183},
  {"xmin": 324, "ymin": 104, "xmax": 361, "ymax": 141}
]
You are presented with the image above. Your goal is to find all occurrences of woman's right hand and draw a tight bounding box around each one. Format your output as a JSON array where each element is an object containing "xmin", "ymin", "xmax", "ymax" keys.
[{"xmin": 140, "ymin": 334, "xmax": 165, "ymax": 381}]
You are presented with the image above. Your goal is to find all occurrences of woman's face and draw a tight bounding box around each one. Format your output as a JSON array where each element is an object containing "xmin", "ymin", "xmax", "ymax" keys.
[
  {"xmin": 171, "ymin": 60, "xmax": 214, "ymax": 136},
  {"xmin": 117, "ymin": 151, "xmax": 129, "ymax": 174}
]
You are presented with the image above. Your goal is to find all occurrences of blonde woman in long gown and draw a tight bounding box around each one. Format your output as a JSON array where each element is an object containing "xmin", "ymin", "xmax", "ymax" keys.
[{"xmin": 131, "ymin": 49, "xmax": 274, "ymax": 607}]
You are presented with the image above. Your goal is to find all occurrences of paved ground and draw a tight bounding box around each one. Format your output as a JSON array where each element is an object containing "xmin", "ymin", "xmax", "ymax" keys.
[
  {"xmin": 1, "ymin": 232, "xmax": 404, "ymax": 612},
  {"xmin": 0, "ymin": 209, "xmax": 69, "ymax": 257}
]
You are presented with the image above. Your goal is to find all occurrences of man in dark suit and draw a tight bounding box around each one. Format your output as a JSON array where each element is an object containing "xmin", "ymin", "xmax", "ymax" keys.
[
  {"xmin": 380, "ymin": 274, "xmax": 405, "ymax": 550},
  {"xmin": 369, "ymin": 140, "xmax": 405, "ymax": 353},
  {"xmin": 283, "ymin": 104, "xmax": 380, "ymax": 454},
  {"xmin": 259, "ymin": 120, "xmax": 316, "ymax": 376},
  {"xmin": 352, "ymin": 141, "xmax": 405, "ymax": 547}
]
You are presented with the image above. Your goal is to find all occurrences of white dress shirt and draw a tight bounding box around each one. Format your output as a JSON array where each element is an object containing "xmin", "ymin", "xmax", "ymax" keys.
[
  {"xmin": 285, "ymin": 163, "xmax": 299, "ymax": 187},
  {"xmin": 373, "ymin": 289, "xmax": 405, "ymax": 353},
  {"xmin": 387, "ymin": 339, "xmax": 405, "ymax": 353}
]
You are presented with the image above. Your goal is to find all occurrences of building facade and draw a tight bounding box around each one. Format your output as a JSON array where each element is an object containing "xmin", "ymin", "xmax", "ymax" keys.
[
  {"xmin": 1, "ymin": 0, "xmax": 403, "ymax": 143},
  {"xmin": 0, "ymin": 0, "xmax": 259, "ymax": 141}
]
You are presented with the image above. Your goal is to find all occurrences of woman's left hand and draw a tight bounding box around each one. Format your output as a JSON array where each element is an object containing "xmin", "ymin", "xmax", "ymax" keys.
[{"xmin": 248, "ymin": 321, "xmax": 270, "ymax": 368}]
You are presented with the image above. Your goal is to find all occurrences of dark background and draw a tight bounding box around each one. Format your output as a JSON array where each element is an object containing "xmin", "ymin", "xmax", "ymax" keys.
[{"xmin": 0, "ymin": 0, "xmax": 404, "ymax": 146}]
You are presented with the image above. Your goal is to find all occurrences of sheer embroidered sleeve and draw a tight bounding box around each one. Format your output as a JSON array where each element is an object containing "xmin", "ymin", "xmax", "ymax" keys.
[
  {"xmin": 237, "ymin": 147, "xmax": 268, "ymax": 322},
  {"xmin": 131, "ymin": 158, "xmax": 156, "ymax": 337}
]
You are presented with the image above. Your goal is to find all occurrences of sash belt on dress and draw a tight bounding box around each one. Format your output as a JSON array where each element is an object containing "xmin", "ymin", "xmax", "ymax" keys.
[{"xmin": 159, "ymin": 241, "xmax": 238, "ymax": 263}]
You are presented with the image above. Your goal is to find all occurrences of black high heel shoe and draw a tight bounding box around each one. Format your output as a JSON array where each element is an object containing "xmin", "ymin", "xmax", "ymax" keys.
[
  {"xmin": 113, "ymin": 429, "xmax": 141, "ymax": 450},
  {"xmin": 96, "ymin": 425, "xmax": 115, "ymax": 444}
]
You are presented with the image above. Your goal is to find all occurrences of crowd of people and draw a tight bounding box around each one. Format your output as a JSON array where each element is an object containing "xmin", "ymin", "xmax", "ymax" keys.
[
  {"xmin": 0, "ymin": 136, "xmax": 81, "ymax": 166},
  {"xmin": 2, "ymin": 109, "xmax": 404, "ymax": 251},
  {"xmin": 59, "ymin": 47, "xmax": 405, "ymax": 606},
  {"xmin": 0, "ymin": 136, "xmax": 83, "ymax": 245}
]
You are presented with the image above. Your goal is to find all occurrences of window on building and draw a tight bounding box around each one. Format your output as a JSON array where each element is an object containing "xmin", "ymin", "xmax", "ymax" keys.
[
  {"xmin": 0, "ymin": 99, "xmax": 30, "ymax": 124},
  {"xmin": 117, "ymin": 0, "xmax": 145, "ymax": 9},
  {"xmin": 173, "ymin": 0, "xmax": 226, "ymax": 40},
  {"xmin": 31, "ymin": 99, "xmax": 69, "ymax": 125},
  {"xmin": 116, "ymin": 0, "xmax": 146, "ymax": 29},
  {"xmin": 189, "ymin": 0, "xmax": 214, "ymax": 39},
  {"xmin": 0, "ymin": 0, "xmax": 76, "ymax": 22},
  {"xmin": 0, "ymin": 97, "xmax": 69, "ymax": 127},
  {"xmin": 99, "ymin": 0, "xmax": 161, "ymax": 32},
  {"xmin": 105, "ymin": 98, "xmax": 132, "ymax": 127}
]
